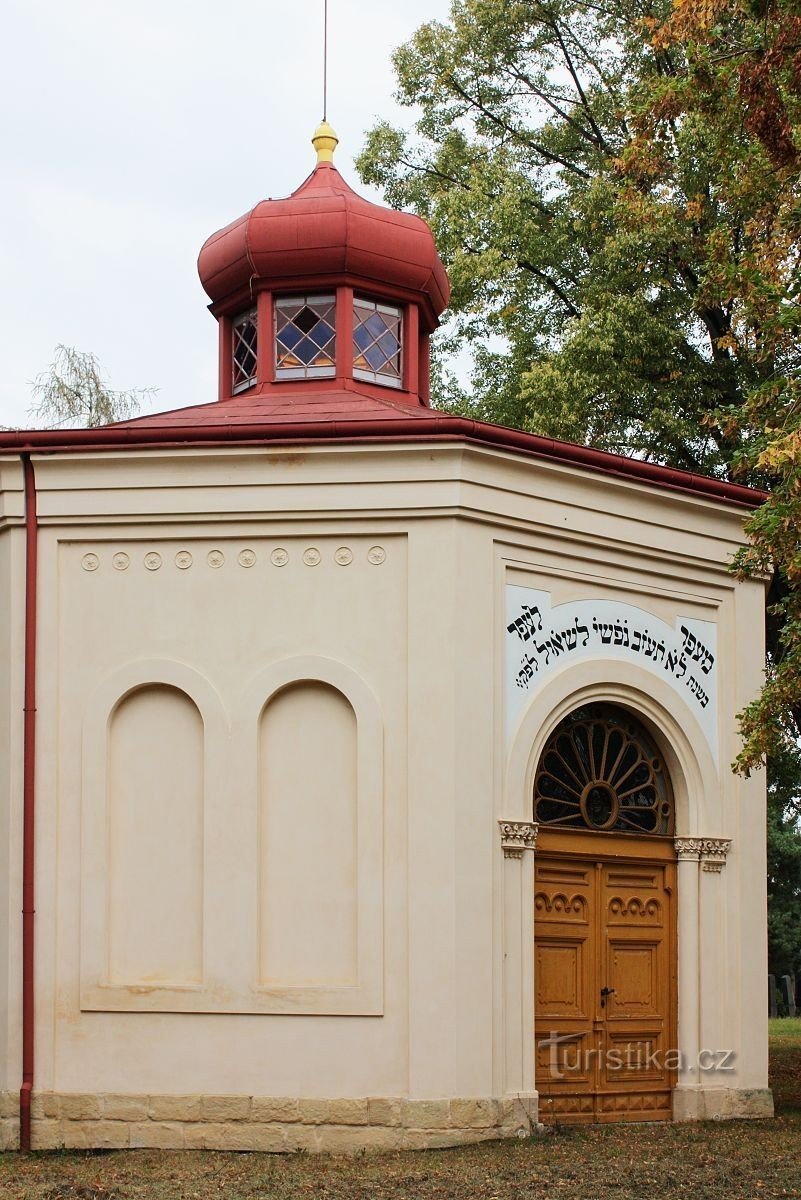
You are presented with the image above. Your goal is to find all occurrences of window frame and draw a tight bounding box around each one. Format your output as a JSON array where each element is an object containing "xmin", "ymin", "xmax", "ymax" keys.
[
  {"xmin": 274, "ymin": 293, "xmax": 337, "ymax": 381},
  {"xmin": 231, "ymin": 308, "xmax": 258, "ymax": 395},
  {"xmin": 352, "ymin": 296, "xmax": 403, "ymax": 390}
]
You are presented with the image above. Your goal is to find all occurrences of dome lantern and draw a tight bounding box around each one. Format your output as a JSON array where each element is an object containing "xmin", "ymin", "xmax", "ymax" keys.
[{"xmin": 197, "ymin": 127, "xmax": 450, "ymax": 408}]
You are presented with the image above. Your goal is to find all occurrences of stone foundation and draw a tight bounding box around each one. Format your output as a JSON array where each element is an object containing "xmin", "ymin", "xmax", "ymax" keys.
[
  {"xmin": 0, "ymin": 1093, "xmax": 537, "ymax": 1153},
  {"xmin": 672, "ymin": 1086, "xmax": 774, "ymax": 1121}
]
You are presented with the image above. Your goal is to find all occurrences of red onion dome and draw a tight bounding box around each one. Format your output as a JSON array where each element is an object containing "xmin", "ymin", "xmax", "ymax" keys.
[{"xmin": 197, "ymin": 123, "xmax": 450, "ymax": 332}]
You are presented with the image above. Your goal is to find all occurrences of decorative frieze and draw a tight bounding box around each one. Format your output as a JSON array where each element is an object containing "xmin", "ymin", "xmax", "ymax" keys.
[
  {"xmin": 77, "ymin": 544, "xmax": 387, "ymax": 573},
  {"xmin": 674, "ymin": 837, "xmax": 732, "ymax": 872},
  {"xmin": 498, "ymin": 820, "xmax": 538, "ymax": 859}
]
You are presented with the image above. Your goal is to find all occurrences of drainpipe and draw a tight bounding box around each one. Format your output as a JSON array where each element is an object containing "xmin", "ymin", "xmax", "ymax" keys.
[{"xmin": 20, "ymin": 454, "xmax": 37, "ymax": 1151}]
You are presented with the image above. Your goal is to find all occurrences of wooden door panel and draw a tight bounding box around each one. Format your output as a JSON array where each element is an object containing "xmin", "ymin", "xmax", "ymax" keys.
[
  {"xmin": 604, "ymin": 1029, "xmax": 668, "ymax": 1081},
  {"xmin": 535, "ymin": 1029, "xmax": 597, "ymax": 1094},
  {"xmin": 595, "ymin": 1090, "xmax": 673, "ymax": 1121},
  {"xmin": 534, "ymin": 840, "xmax": 676, "ymax": 1124},
  {"xmin": 536, "ymin": 940, "xmax": 587, "ymax": 1019},
  {"xmin": 534, "ymin": 858, "xmax": 596, "ymax": 1105},
  {"xmin": 607, "ymin": 941, "xmax": 660, "ymax": 1016}
]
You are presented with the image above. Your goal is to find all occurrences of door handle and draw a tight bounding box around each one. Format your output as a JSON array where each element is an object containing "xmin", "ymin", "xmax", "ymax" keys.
[{"xmin": 600, "ymin": 986, "xmax": 616, "ymax": 1009}]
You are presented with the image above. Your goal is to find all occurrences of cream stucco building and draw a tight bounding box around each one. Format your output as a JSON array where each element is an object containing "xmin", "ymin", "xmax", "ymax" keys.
[{"xmin": 0, "ymin": 128, "xmax": 772, "ymax": 1152}]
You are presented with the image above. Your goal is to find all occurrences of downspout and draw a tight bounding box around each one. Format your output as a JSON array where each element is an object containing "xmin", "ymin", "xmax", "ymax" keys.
[{"xmin": 20, "ymin": 454, "xmax": 37, "ymax": 1151}]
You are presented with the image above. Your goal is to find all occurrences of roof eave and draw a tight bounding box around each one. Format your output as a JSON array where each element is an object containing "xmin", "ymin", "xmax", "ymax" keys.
[{"xmin": 0, "ymin": 416, "xmax": 766, "ymax": 510}]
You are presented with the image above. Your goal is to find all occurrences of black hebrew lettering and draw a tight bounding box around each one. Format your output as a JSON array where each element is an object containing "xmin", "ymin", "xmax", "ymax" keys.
[
  {"xmin": 592, "ymin": 617, "xmax": 614, "ymax": 645},
  {"xmin": 534, "ymin": 640, "xmax": 551, "ymax": 666},
  {"xmin": 685, "ymin": 675, "xmax": 709, "ymax": 708},
  {"xmin": 680, "ymin": 623, "xmax": 715, "ymax": 673},
  {"xmin": 515, "ymin": 654, "xmax": 537, "ymax": 688},
  {"xmin": 506, "ymin": 604, "xmax": 543, "ymax": 642},
  {"xmin": 509, "ymin": 602, "xmax": 714, "ymax": 715}
]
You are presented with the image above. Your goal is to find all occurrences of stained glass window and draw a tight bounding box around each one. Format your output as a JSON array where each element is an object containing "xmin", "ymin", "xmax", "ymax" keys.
[
  {"xmin": 275, "ymin": 295, "xmax": 336, "ymax": 379},
  {"xmin": 353, "ymin": 298, "xmax": 402, "ymax": 388},
  {"xmin": 232, "ymin": 309, "xmax": 258, "ymax": 393},
  {"xmin": 534, "ymin": 704, "xmax": 674, "ymax": 836}
]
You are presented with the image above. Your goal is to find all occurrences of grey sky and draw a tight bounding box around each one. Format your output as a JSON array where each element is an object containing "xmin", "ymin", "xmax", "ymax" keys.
[{"xmin": 0, "ymin": 0, "xmax": 452, "ymax": 427}]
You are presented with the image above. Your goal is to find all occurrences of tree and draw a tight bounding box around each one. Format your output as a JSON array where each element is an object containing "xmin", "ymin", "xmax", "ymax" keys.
[
  {"xmin": 767, "ymin": 747, "xmax": 801, "ymax": 980},
  {"xmin": 357, "ymin": 0, "xmax": 801, "ymax": 767},
  {"xmin": 619, "ymin": 0, "xmax": 801, "ymax": 773},
  {"xmin": 29, "ymin": 345, "xmax": 154, "ymax": 428}
]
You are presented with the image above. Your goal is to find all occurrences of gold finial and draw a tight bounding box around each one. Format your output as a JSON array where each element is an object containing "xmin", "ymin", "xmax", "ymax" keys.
[{"xmin": 312, "ymin": 120, "xmax": 339, "ymax": 164}]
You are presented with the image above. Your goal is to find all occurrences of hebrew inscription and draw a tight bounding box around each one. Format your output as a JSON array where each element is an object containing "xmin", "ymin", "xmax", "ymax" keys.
[{"xmin": 506, "ymin": 585, "xmax": 718, "ymax": 761}]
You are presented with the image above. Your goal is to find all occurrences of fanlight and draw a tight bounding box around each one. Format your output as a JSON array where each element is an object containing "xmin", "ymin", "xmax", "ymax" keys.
[{"xmin": 534, "ymin": 704, "xmax": 673, "ymax": 835}]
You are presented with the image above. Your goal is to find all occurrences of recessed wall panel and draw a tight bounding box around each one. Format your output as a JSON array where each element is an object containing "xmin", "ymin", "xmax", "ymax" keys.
[
  {"xmin": 108, "ymin": 685, "xmax": 203, "ymax": 985},
  {"xmin": 259, "ymin": 682, "xmax": 357, "ymax": 987}
]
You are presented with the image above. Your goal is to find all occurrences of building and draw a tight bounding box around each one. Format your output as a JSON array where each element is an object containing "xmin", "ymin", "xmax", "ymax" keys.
[{"xmin": 0, "ymin": 125, "xmax": 773, "ymax": 1152}]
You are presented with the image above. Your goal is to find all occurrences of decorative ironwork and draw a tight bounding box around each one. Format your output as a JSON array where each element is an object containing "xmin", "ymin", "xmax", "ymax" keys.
[
  {"xmin": 232, "ymin": 309, "xmax": 258, "ymax": 393},
  {"xmin": 534, "ymin": 704, "xmax": 673, "ymax": 835},
  {"xmin": 275, "ymin": 295, "xmax": 336, "ymax": 379},
  {"xmin": 353, "ymin": 298, "xmax": 402, "ymax": 387}
]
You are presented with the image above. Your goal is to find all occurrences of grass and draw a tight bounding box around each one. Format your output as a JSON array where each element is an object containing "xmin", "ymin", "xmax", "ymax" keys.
[
  {"xmin": 769, "ymin": 1016, "xmax": 801, "ymax": 1039},
  {"xmin": 768, "ymin": 1016, "xmax": 801, "ymax": 1115},
  {"xmin": 1, "ymin": 1028, "xmax": 799, "ymax": 1200}
]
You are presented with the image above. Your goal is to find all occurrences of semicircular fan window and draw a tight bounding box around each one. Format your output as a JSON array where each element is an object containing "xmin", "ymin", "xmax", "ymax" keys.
[{"xmin": 534, "ymin": 704, "xmax": 674, "ymax": 835}]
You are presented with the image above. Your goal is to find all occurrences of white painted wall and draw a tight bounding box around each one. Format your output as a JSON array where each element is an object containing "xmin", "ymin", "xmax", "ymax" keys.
[{"xmin": 0, "ymin": 441, "xmax": 770, "ymax": 1121}]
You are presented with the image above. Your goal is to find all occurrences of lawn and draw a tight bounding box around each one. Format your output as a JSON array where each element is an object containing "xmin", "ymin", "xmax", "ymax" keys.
[{"xmin": 1, "ymin": 1025, "xmax": 799, "ymax": 1200}]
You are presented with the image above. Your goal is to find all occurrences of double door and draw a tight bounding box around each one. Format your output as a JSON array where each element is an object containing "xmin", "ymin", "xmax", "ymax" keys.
[{"xmin": 534, "ymin": 834, "xmax": 676, "ymax": 1123}]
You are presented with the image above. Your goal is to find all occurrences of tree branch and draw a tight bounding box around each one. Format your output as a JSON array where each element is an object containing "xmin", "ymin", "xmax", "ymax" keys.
[
  {"xmin": 448, "ymin": 78, "xmax": 592, "ymax": 179},
  {"xmin": 506, "ymin": 65, "xmax": 612, "ymax": 155}
]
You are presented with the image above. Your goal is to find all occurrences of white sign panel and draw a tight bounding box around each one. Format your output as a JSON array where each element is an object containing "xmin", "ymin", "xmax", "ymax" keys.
[{"xmin": 505, "ymin": 585, "xmax": 718, "ymax": 761}]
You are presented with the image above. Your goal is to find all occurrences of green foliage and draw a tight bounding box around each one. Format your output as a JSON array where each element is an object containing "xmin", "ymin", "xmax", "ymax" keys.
[
  {"xmin": 358, "ymin": 0, "xmax": 746, "ymax": 473},
  {"xmin": 634, "ymin": 0, "xmax": 801, "ymax": 771},
  {"xmin": 358, "ymin": 0, "xmax": 801, "ymax": 768},
  {"xmin": 29, "ymin": 345, "xmax": 154, "ymax": 428},
  {"xmin": 767, "ymin": 746, "xmax": 801, "ymax": 978}
]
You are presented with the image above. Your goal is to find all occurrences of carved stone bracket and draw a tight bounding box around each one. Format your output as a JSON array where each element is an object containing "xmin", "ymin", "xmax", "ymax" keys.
[
  {"xmin": 674, "ymin": 837, "xmax": 732, "ymax": 872},
  {"xmin": 499, "ymin": 820, "xmax": 538, "ymax": 859}
]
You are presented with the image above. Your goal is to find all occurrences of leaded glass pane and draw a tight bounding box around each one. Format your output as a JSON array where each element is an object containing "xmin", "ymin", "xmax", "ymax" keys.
[
  {"xmin": 232, "ymin": 309, "xmax": 258, "ymax": 393},
  {"xmin": 275, "ymin": 295, "xmax": 336, "ymax": 379},
  {"xmin": 353, "ymin": 298, "xmax": 402, "ymax": 388}
]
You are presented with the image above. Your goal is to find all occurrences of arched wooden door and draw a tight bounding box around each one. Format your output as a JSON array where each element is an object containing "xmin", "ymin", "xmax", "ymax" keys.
[{"xmin": 533, "ymin": 704, "xmax": 677, "ymax": 1124}]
